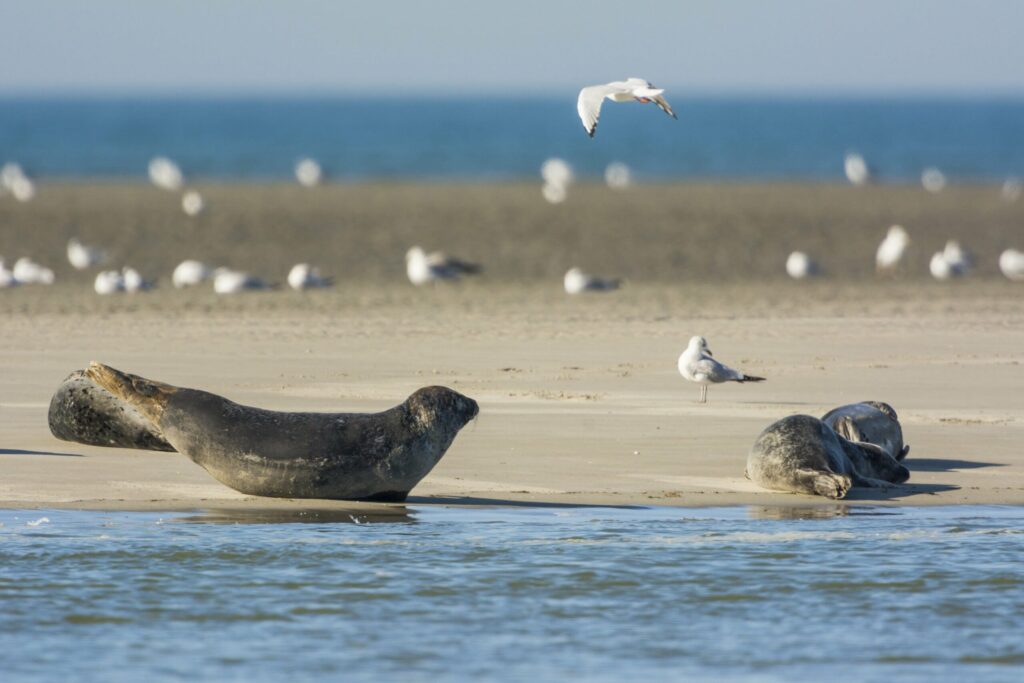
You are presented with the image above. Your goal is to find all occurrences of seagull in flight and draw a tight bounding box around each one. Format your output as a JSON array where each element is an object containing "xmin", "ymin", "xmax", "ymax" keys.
[
  {"xmin": 577, "ymin": 78, "xmax": 677, "ymax": 138},
  {"xmin": 678, "ymin": 336, "xmax": 765, "ymax": 404}
]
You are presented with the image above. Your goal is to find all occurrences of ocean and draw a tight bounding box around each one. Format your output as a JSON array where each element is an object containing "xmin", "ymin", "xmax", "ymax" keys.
[
  {"xmin": 1, "ymin": 97, "xmax": 1023, "ymax": 182},
  {"xmin": 2, "ymin": 505, "xmax": 1022, "ymax": 682}
]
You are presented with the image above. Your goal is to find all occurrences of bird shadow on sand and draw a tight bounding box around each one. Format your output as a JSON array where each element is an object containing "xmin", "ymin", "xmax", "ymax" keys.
[
  {"xmin": 0, "ymin": 448, "xmax": 83, "ymax": 457},
  {"xmin": 407, "ymin": 495, "xmax": 646, "ymax": 510},
  {"xmin": 842, "ymin": 483, "xmax": 961, "ymax": 502},
  {"xmin": 908, "ymin": 458, "xmax": 1003, "ymax": 472}
]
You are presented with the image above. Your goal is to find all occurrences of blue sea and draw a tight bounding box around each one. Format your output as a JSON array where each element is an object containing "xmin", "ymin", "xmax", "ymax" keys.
[
  {"xmin": 2, "ymin": 505, "xmax": 1022, "ymax": 682},
  {"xmin": 1, "ymin": 97, "xmax": 1023, "ymax": 182}
]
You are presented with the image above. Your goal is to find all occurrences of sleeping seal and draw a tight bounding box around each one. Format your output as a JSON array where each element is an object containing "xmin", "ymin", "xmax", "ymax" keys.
[
  {"xmin": 821, "ymin": 401, "xmax": 909, "ymax": 462},
  {"xmin": 747, "ymin": 414, "xmax": 910, "ymax": 499},
  {"xmin": 48, "ymin": 370, "xmax": 175, "ymax": 451},
  {"xmin": 84, "ymin": 362, "xmax": 479, "ymax": 502}
]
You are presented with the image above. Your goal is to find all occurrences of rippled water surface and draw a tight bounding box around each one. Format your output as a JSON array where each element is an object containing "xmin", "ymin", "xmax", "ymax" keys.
[{"xmin": 2, "ymin": 505, "xmax": 1022, "ymax": 682}]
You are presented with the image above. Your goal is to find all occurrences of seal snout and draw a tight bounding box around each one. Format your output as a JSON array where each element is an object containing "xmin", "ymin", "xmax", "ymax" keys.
[{"xmin": 893, "ymin": 464, "xmax": 911, "ymax": 484}]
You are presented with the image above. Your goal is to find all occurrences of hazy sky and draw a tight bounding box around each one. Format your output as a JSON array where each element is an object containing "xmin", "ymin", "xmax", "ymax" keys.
[{"xmin": 3, "ymin": 1, "xmax": 1023, "ymax": 95}]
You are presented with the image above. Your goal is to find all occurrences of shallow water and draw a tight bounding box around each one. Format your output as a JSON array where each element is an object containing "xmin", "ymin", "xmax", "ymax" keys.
[
  {"xmin": 2, "ymin": 97, "xmax": 1023, "ymax": 181},
  {"xmin": 1, "ymin": 505, "xmax": 1022, "ymax": 682}
]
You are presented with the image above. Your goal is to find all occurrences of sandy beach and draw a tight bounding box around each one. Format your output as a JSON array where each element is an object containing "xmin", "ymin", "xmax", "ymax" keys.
[{"xmin": 2, "ymin": 182, "xmax": 1023, "ymax": 510}]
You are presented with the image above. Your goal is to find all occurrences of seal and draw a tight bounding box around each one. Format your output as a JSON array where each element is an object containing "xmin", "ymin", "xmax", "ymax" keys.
[
  {"xmin": 821, "ymin": 401, "xmax": 909, "ymax": 462},
  {"xmin": 84, "ymin": 362, "xmax": 479, "ymax": 502},
  {"xmin": 48, "ymin": 370, "xmax": 175, "ymax": 452},
  {"xmin": 746, "ymin": 414, "xmax": 910, "ymax": 499}
]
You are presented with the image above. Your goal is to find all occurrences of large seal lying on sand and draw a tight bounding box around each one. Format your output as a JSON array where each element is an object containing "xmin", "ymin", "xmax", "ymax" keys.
[
  {"xmin": 746, "ymin": 414, "xmax": 910, "ymax": 499},
  {"xmin": 49, "ymin": 370, "xmax": 175, "ymax": 451},
  {"xmin": 80, "ymin": 362, "xmax": 479, "ymax": 502},
  {"xmin": 821, "ymin": 401, "xmax": 909, "ymax": 462}
]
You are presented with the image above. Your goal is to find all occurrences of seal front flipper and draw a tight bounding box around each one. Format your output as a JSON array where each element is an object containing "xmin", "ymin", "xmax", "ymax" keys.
[{"xmin": 48, "ymin": 369, "xmax": 175, "ymax": 451}]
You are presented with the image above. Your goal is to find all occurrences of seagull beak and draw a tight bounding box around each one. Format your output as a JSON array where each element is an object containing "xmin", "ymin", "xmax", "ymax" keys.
[{"xmin": 706, "ymin": 348, "xmax": 714, "ymax": 357}]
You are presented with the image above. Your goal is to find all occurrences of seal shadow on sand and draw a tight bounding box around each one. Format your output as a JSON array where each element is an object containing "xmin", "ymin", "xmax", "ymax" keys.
[
  {"xmin": 0, "ymin": 448, "xmax": 84, "ymax": 457},
  {"xmin": 908, "ymin": 458, "xmax": 1004, "ymax": 472},
  {"xmin": 843, "ymin": 455, "xmax": 1005, "ymax": 500},
  {"xmin": 843, "ymin": 483, "xmax": 961, "ymax": 501},
  {"xmin": 408, "ymin": 495, "xmax": 647, "ymax": 510}
]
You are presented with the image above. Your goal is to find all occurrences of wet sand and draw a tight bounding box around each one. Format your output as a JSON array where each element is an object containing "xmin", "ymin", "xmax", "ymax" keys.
[{"xmin": 2, "ymin": 182, "xmax": 1023, "ymax": 510}]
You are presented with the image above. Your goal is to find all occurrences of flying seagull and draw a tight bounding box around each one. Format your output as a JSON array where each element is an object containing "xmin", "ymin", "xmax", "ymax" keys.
[{"xmin": 577, "ymin": 78, "xmax": 677, "ymax": 138}]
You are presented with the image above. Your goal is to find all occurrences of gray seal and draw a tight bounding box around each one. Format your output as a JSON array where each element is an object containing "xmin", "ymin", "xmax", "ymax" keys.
[
  {"xmin": 746, "ymin": 414, "xmax": 910, "ymax": 499},
  {"xmin": 48, "ymin": 370, "xmax": 175, "ymax": 451},
  {"xmin": 821, "ymin": 401, "xmax": 909, "ymax": 462},
  {"xmin": 84, "ymin": 362, "xmax": 479, "ymax": 502}
]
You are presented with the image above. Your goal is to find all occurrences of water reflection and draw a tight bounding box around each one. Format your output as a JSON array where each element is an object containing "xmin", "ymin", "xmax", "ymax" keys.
[{"xmin": 178, "ymin": 506, "xmax": 414, "ymax": 525}]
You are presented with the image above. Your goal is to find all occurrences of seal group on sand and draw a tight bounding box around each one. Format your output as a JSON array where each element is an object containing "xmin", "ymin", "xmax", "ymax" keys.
[{"xmin": 747, "ymin": 414, "xmax": 910, "ymax": 499}]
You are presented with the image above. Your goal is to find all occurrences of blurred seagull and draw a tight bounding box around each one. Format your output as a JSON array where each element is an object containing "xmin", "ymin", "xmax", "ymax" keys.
[
  {"xmin": 94, "ymin": 270, "xmax": 124, "ymax": 295},
  {"xmin": 182, "ymin": 190, "xmax": 205, "ymax": 217},
  {"xmin": 67, "ymin": 238, "xmax": 108, "ymax": 270},
  {"xmin": 287, "ymin": 263, "xmax": 332, "ymax": 290},
  {"xmin": 577, "ymin": 78, "xmax": 676, "ymax": 138},
  {"xmin": 213, "ymin": 268, "xmax": 273, "ymax": 294},
  {"xmin": 999, "ymin": 249, "xmax": 1024, "ymax": 281},
  {"xmin": 678, "ymin": 336, "xmax": 765, "ymax": 404},
  {"xmin": 929, "ymin": 240, "xmax": 971, "ymax": 280},
  {"xmin": 148, "ymin": 157, "xmax": 183, "ymax": 191},
  {"xmin": 12, "ymin": 257, "xmax": 54, "ymax": 285},
  {"xmin": 405, "ymin": 246, "xmax": 481, "ymax": 286},
  {"xmin": 786, "ymin": 251, "xmax": 820, "ymax": 279},
  {"xmin": 844, "ymin": 152, "xmax": 871, "ymax": 186},
  {"xmin": 172, "ymin": 260, "xmax": 213, "ymax": 289},
  {"xmin": 295, "ymin": 158, "xmax": 324, "ymax": 187},
  {"xmin": 563, "ymin": 267, "xmax": 621, "ymax": 294},
  {"xmin": 875, "ymin": 225, "xmax": 911, "ymax": 273},
  {"xmin": 122, "ymin": 266, "xmax": 153, "ymax": 292}
]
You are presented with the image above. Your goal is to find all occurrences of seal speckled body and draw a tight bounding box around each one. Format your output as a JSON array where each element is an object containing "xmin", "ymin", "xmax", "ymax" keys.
[
  {"xmin": 84, "ymin": 362, "xmax": 478, "ymax": 502},
  {"xmin": 747, "ymin": 414, "xmax": 910, "ymax": 499},
  {"xmin": 48, "ymin": 370, "xmax": 175, "ymax": 451},
  {"xmin": 821, "ymin": 401, "xmax": 909, "ymax": 462}
]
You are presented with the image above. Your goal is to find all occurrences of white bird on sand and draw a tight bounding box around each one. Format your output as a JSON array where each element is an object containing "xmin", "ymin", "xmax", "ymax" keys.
[
  {"xmin": 604, "ymin": 162, "xmax": 632, "ymax": 189},
  {"xmin": 12, "ymin": 257, "xmax": 54, "ymax": 285},
  {"xmin": 1, "ymin": 163, "xmax": 35, "ymax": 201},
  {"xmin": 786, "ymin": 251, "xmax": 820, "ymax": 279},
  {"xmin": 0, "ymin": 258, "xmax": 19, "ymax": 288},
  {"xmin": 875, "ymin": 225, "xmax": 911, "ymax": 273},
  {"xmin": 563, "ymin": 267, "xmax": 621, "ymax": 294},
  {"xmin": 1002, "ymin": 178, "xmax": 1023, "ymax": 203},
  {"xmin": 929, "ymin": 240, "xmax": 970, "ymax": 280},
  {"xmin": 405, "ymin": 247, "xmax": 481, "ymax": 286},
  {"xmin": 287, "ymin": 263, "xmax": 332, "ymax": 290},
  {"xmin": 172, "ymin": 260, "xmax": 213, "ymax": 289},
  {"xmin": 213, "ymin": 268, "xmax": 272, "ymax": 294},
  {"xmin": 577, "ymin": 78, "xmax": 677, "ymax": 138},
  {"xmin": 182, "ymin": 190, "xmax": 205, "ymax": 217},
  {"xmin": 148, "ymin": 157, "xmax": 183, "ymax": 191},
  {"xmin": 295, "ymin": 158, "xmax": 324, "ymax": 187},
  {"xmin": 998, "ymin": 249, "xmax": 1024, "ymax": 281},
  {"xmin": 678, "ymin": 336, "xmax": 765, "ymax": 404},
  {"xmin": 122, "ymin": 267, "xmax": 153, "ymax": 292},
  {"xmin": 67, "ymin": 238, "xmax": 108, "ymax": 270},
  {"xmin": 94, "ymin": 270, "xmax": 124, "ymax": 295},
  {"xmin": 921, "ymin": 167, "xmax": 947, "ymax": 194},
  {"xmin": 844, "ymin": 152, "xmax": 871, "ymax": 186}
]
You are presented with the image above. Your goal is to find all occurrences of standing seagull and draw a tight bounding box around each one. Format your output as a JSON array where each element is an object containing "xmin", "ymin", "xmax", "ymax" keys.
[
  {"xmin": 678, "ymin": 336, "xmax": 765, "ymax": 404},
  {"xmin": 577, "ymin": 78, "xmax": 677, "ymax": 138}
]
